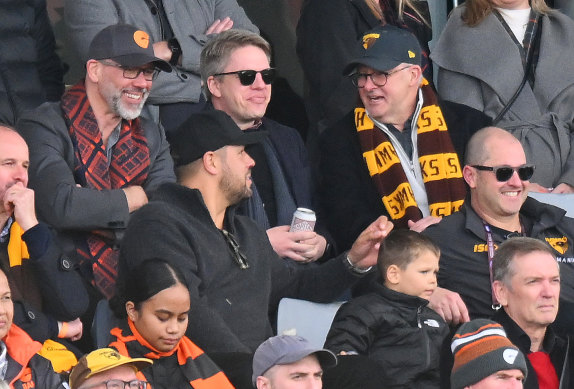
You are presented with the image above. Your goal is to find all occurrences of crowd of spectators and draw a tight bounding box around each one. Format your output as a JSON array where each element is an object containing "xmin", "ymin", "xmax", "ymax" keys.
[{"xmin": 1, "ymin": 0, "xmax": 574, "ymax": 388}]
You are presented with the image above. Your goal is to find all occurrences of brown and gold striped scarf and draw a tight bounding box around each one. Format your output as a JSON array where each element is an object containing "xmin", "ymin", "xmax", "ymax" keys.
[{"xmin": 355, "ymin": 80, "xmax": 465, "ymax": 228}]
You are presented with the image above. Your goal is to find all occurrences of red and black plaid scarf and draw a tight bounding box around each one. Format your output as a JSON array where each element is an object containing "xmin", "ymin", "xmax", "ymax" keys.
[
  {"xmin": 61, "ymin": 81, "xmax": 150, "ymax": 299},
  {"xmin": 110, "ymin": 320, "xmax": 234, "ymax": 389},
  {"xmin": 355, "ymin": 80, "xmax": 466, "ymax": 228}
]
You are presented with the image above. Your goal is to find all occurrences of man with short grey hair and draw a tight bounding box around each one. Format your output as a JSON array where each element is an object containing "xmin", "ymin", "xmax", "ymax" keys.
[{"xmin": 492, "ymin": 237, "xmax": 572, "ymax": 388}]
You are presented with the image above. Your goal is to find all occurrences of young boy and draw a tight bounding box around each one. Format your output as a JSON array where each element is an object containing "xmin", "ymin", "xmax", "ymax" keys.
[{"xmin": 324, "ymin": 230, "xmax": 448, "ymax": 388}]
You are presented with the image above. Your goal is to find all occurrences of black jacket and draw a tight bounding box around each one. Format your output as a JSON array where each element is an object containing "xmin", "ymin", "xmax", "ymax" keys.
[
  {"xmin": 424, "ymin": 198, "xmax": 574, "ymax": 320},
  {"xmin": 319, "ymin": 100, "xmax": 491, "ymax": 251},
  {"xmin": 0, "ymin": 0, "xmax": 64, "ymax": 125},
  {"xmin": 495, "ymin": 309, "xmax": 572, "ymax": 389},
  {"xmin": 325, "ymin": 283, "xmax": 449, "ymax": 388},
  {"xmin": 119, "ymin": 183, "xmax": 367, "ymax": 354}
]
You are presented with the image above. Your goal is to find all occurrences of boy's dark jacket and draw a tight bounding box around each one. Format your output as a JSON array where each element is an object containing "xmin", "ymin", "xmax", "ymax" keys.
[{"xmin": 325, "ymin": 282, "xmax": 448, "ymax": 388}]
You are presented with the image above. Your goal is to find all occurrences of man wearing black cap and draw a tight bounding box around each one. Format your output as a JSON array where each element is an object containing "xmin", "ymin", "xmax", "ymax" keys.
[
  {"xmin": 17, "ymin": 24, "xmax": 175, "ymax": 304},
  {"xmin": 319, "ymin": 25, "xmax": 490, "ymax": 252},
  {"xmin": 118, "ymin": 110, "xmax": 392, "ymax": 384}
]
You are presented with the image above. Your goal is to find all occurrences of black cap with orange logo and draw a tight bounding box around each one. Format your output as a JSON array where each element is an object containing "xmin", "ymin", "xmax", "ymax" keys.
[{"xmin": 87, "ymin": 23, "xmax": 171, "ymax": 72}]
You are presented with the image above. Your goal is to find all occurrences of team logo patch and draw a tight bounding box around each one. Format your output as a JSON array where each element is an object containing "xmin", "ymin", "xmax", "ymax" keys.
[
  {"xmin": 503, "ymin": 349, "xmax": 519, "ymax": 365},
  {"xmin": 408, "ymin": 50, "xmax": 416, "ymax": 58},
  {"xmin": 546, "ymin": 236, "xmax": 568, "ymax": 255},
  {"xmin": 362, "ymin": 33, "xmax": 380, "ymax": 49},
  {"xmin": 423, "ymin": 319, "xmax": 440, "ymax": 328},
  {"xmin": 133, "ymin": 30, "xmax": 150, "ymax": 49}
]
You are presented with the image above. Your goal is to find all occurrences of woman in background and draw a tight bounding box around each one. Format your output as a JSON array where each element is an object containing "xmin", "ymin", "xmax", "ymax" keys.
[{"xmin": 432, "ymin": 0, "xmax": 574, "ymax": 192}]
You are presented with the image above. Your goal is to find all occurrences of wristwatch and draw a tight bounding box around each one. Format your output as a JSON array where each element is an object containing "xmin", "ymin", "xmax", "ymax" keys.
[
  {"xmin": 344, "ymin": 253, "xmax": 372, "ymax": 274},
  {"xmin": 167, "ymin": 37, "xmax": 181, "ymax": 66}
]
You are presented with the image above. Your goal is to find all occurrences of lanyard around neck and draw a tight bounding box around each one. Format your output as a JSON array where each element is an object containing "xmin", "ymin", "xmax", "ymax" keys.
[{"xmin": 483, "ymin": 222, "xmax": 501, "ymax": 310}]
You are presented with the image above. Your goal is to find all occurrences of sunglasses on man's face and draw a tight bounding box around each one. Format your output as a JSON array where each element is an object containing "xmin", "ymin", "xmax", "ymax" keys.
[
  {"xmin": 471, "ymin": 164, "xmax": 535, "ymax": 182},
  {"xmin": 213, "ymin": 68, "xmax": 276, "ymax": 86}
]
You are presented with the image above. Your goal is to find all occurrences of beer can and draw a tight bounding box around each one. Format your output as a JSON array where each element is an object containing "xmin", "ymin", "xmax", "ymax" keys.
[{"xmin": 290, "ymin": 208, "xmax": 316, "ymax": 232}]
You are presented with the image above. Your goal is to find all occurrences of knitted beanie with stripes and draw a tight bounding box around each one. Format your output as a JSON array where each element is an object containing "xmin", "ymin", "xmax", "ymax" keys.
[{"xmin": 451, "ymin": 319, "xmax": 527, "ymax": 389}]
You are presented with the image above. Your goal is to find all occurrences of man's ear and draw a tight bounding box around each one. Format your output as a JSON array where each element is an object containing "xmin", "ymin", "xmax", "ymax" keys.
[
  {"xmin": 202, "ymin": 151, "xmax": 219, "ymax": 175},
  {"xmin": 463, "ymin": 165, "xmax": 477, "ymax": 188},
  {"xmin": 492, "ymin": 280, "xmax": 508, "ymax": 307},
  {"xmin": 386, "ymin": 264, "xmax": 401, "ymax": 286},
  {"xmin": 86, "ymin": 60, "xmax": 101, "ymax": 83},
  {"xmin": 206, "ymin": 75, "xmax": 223, "ymax": 99},
  {"xmin": 408, "ymin": 65, "xmax": 423, "ymax": 86},
  {"xmin": 256, "ymin": 376, "xmax": 270, "ymax": 389}
]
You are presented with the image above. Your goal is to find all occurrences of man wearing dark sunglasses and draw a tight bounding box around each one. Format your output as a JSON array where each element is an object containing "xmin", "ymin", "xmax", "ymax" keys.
[
  {"xmin": 200, "ymin": 30, "xmax": 334, "ymax": 264},
  {"xmin": 17, "ymin": 24, "xmax": 176, "ymax": 310},
  {"xmin": 424, "ymin": 127, "xmax": 574, "ymax": 332}
]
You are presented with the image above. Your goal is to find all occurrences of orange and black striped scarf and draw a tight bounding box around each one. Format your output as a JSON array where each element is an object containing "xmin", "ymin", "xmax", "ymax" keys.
[
  {"xmin": 110, "ymin": 320, "xmax": 234, "ymax": 389},
  {"xmin": 355, "ymin": 80, "xmax": 465, "ymax": 228},
  {"xmin": 61, "ymin": 81, "xmax": 150, "ymax": 299}
]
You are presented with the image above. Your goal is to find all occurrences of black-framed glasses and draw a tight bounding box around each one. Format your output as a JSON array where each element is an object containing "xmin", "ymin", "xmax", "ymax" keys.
[
  {"xmin": 350, "ymin": 66, "xmax": 411, "ymax": 88},
  {"xmin": 213, "ymin": 68, "xmax": 276, "ymax": 86},
  {"xmin": 99, "ymin": 60, "xmax": 159, "ymax": 81},
  {"xmin": 472, "ymin": 164, "xmax": 535, "ymax": 182},
  {"xmin": 81, "ymin": 379, "xmax": 148, "ymax": 389},
  {"xmin": 221, "ymin": 229, "xmax": 249, "ymax": 269}
]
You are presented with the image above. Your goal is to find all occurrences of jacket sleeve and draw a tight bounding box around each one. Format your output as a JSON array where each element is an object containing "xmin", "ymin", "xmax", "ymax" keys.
[
  {"xmin": 31, "ymin": 0, "xmax": 64, "ymax": 102},
  {"xmin": 18, "ymin": 107, "xmax": 131, "ymax": 231},
  {"xmin": 141, "ymin": 121, "xmax": 176, "ymax": 194},
  {"xmin": 63, "ymin": 0, "xmax": 121, "ymax": 63},
  {"xmin": 175, "ymin": 0, "xmax": 258, "ymax": 72},
  {"xmin": 23, "ymin": 223, "xmax": 89, "ymax": 320},
  {"xmin": 318, "ymin": 115, "xmax": 387, "ymax": 251},
  {"xmin": 296, "ymin": 0, "xmax": 369, "ymax": 123},
  {"xmin": 324, "ymin": 300, "xmax": 377, "ymax": 354},
  {"xmin": 118, "ymin": 206, "xmax": 252, "ymax": 353},
  {"xmin": 29, "ymin": 354, "xmax": 68, "ymax": 389},
  {"xmin": 13, "ymin": 300, "xmax": 57, "ymax": 342}
]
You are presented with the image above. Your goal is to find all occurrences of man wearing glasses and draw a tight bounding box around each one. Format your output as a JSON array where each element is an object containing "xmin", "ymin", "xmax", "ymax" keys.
[
  {"xmin": 423, "ymin": 127, "xmax": 574, "ymax": 329},
  {"xmin": 200, "ymin": 30, "xmax": 333, "ymax": 264},
  {"xmin": 319, "ymin": 25, "xmax": 490, "ymax": 254},
  {"xmin": 17, "ymin": 24, "xmax": 175, "ymax": 307},
  {"xmin": 69, "ymin": 348, "xmax": 151, "ymax": 389}
]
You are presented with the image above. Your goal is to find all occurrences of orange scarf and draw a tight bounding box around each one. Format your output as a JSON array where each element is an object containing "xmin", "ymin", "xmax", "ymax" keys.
[{"xmin": 110, "ymin": 320, "xmax": 234, "ymax": 389}]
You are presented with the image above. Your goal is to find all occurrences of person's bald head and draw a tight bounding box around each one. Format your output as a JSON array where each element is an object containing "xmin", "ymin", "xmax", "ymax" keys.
[{"xmin": 465, "ymin": 127, "xmax": 523, "ymax": 166}]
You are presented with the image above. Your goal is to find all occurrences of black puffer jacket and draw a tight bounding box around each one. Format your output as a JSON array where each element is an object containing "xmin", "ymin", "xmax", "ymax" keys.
[
  {"xmin": 325, "ymin": 283, "xmax": 449, "ymax": 388},
  {"xmin": 0, "ymin": 0, "xmax": 64, "ymax": 126}
]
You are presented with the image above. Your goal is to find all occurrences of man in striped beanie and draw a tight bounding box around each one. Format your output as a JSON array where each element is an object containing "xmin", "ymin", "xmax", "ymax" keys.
[{"xmin": 451, "ymin": 319, "xmax": 527, "ymax": 389}]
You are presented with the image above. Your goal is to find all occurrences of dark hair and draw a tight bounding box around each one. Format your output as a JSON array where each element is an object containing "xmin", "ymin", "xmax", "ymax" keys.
[
  {"xmin": 493, "ymin": 237, "xmax": 557, "ymax": 287},
  {"xmin": 112, "ymin": 259, "xmax": 188, "ymax": 318},
  {"xmin": 377, "ymin": 230, "xmax": 440, "ymax": 277}
]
